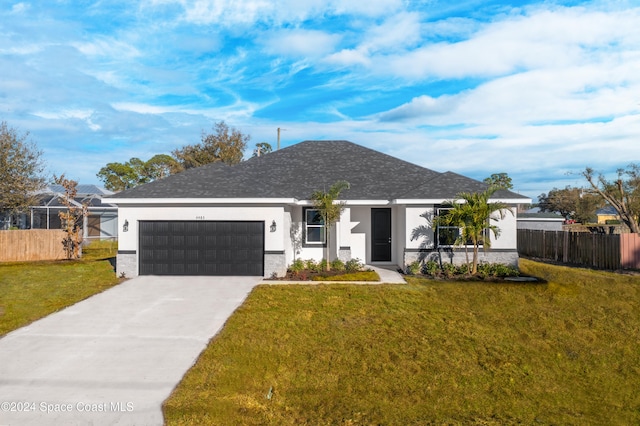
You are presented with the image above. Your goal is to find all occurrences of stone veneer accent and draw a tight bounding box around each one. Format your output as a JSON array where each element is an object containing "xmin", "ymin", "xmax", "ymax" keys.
[
  {"xmin": 116, "ymin": 251, "xmax": 138, "ymax": 278},
  {"xmin": 403, "ymin": 249, "xmax": 519, "ymax": 272},
  {"xmin": 264, "ymin": 251, "xmax": 287, "ymax": 278},
  {"xmin": 338, "ymin": 247, "xmax": 352, "ymax": 262}
]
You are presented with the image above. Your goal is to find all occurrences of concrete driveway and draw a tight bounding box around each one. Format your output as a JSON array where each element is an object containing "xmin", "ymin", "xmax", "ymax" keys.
[{"xmin": 0, "ymin": 275, "xmax": 260, "ymax": 426}]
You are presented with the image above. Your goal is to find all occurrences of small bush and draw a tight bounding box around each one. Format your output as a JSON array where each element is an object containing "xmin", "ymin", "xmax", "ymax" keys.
[
  {"xmin": 456, "ymin": 263, "xmax": 471, "ymax": 276},
  {"xmin": 289, "ymin": 259, "xmax": 305, "ymax": 274},
  {"xmin": 416, "ymin": 260, "xmax": 518, "ymax": 280},
  {"xmin": 423, "ymin": 260, "xmax": 439, "ymax": 276},
  {"xmin": 330, "ymin": 259, "xmax": 346, "ymax": 271},
  {"xmin": 406, "ymin": 260, "xmax": 421, "ymax": 275},
  {"xmin": 319, "ymin": 259, "xmax": 328, "ymax": 272},
  {"xmin": 305, "ymin": 259, "xmax": 320, "ymax": 273},
  {"xmin": 345, "ymin": 258, "xmax": 365, "ymax": 273},
  {"xmin": 476, "ymin": 262, "xmax": 492, "ymax": 278},
  {"xmin": 493, "ymin": 263, "xmax": 519, "ymax": 277},
  {"xmin": 441, "ymin": 262, "xmax": 456, "ymax": 278}
]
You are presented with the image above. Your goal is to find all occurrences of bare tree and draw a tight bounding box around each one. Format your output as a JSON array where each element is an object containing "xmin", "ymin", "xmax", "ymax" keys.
[
  {"xmin": 583, "ymin": 165, "xmax": 640, "ymax": 233},
  {"xmin": 55, "ymin": 175, "xmax": 87, "ymax": 259}
]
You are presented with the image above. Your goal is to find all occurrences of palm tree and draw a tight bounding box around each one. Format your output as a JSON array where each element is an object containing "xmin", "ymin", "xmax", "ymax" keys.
[
  {"xmin": 435, "ymin": 187, "xmax": 511, "ymax": 274},
  {"xmin": 311, "ymin": 180, "xmax": 350, "ymax": 271}
]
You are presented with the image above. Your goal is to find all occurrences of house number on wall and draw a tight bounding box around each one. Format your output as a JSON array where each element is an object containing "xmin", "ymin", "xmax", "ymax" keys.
[{"xmin": 196, "ymin": 216, "xmax": 205, "ymax": 220}]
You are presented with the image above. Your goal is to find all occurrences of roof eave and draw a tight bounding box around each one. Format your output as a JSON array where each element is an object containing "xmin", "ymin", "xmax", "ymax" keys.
[{"xmin": 107, "ymin": 197, "xmax": 298, "ymax": 205}]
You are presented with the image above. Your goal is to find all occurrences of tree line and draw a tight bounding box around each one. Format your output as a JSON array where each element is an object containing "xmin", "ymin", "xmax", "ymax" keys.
[
  {"xmin": 96, "ymin": 121, "xmax": 271, "ymax": 192},
  {"xmin": 537, "ymin": 166, "xmax": 640, "ymax": 232}
]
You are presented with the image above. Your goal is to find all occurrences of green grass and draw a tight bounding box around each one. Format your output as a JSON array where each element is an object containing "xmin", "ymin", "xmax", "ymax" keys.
[
  {"xmin": 0, "ymin": 259, "xmax": 121, "ymax": 336},
  {"xmin": 164, "ymin": 258, "xmax": 640, "ymax": 425},
  {"xmin": 311, "ymin": 270, "xmax": 380, "ymax": 281},
  {"xmin": 82, "ymin": 239, "xmax": 118, "ymax": 261}
]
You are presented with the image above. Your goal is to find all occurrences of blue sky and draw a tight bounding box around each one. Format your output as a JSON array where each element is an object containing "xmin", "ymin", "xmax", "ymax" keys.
[{"xmin": 2, "ymin": 0, "xmax": 639, "ymax": 200}]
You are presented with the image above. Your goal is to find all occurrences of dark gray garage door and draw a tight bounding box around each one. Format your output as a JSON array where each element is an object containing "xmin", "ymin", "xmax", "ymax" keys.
[{"xmin": 139, "ymin": 221, "xmax": 264, "ymax": 276}]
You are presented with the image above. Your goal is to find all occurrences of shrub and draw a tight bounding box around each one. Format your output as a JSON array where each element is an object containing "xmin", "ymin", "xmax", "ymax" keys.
[
  {"xmin": 319, "ymin": 259, "xmax": 328, "ymax": 272},
  {"xmin": 475, "ymin": 262, "xmax": 519, "ymax": 278},
  {"xmin": 305, "ymin": 259, "xmax": 320, "ymax": 273},
  {"xmin": 456, "ymin": 263, "xmax": 471, "ymax": 276},
  {"xmin": 289, "ymin": 259, "xmax": 305, "ymax": 274},
  {"xmin": 330, "ymin": 259, "xmax": 346, "ymax": 271},
  {"xmin": 406, "ymin": 260, "xmax": 421, "ymax": 275},
  {"xmin": 423, "ymin": 260, "xmax": 438, "ymax": 276},
  {"xmin": 441, "ymin": 262, "xmax": 456, "ymax": 278},
  {"xmin": 476, "ymin": 262, "xmax": 493, "ymax": 278},
  {"xmin": 345, "ymin": 258, "xmax": 364, "ymax": 273},
  {"xmin": 493, "ymin": 263, "xmax": 519, "ymax": 277}
]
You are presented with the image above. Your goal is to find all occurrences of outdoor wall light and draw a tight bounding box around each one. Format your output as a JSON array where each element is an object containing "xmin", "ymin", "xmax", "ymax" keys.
[
  {"xmin": 123, "ymin": 220, "xmax": 129, "ymax": 232},
  {"xmin": 270, "ymin": 220, "xmax": 277, "ymax": 232}
]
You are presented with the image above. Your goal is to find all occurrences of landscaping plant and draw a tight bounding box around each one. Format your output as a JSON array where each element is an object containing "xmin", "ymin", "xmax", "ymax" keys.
[
  {"xmin": 434, "ymin": 187, "xmax": 511, "ymax": 274},
  {"xmin": 310, "ymin": 180, "xmax": 350, "ymax": 271}
]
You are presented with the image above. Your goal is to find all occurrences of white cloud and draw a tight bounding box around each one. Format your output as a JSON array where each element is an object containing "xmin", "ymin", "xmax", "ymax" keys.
[
  {"xmin": 369, "ymin": 7, "xmax": 640, "ymax": 80},
  {"xmin": 262, "ymin": 29, "xmax": 341, "ymax": 58},
  {"xmin": 10, "ymin": 2, "xmax": 29, "ymax": 14},
  {"xmin": 325, "ymin": 48, "xmax": 371, "ymax": 67},
  {"xmin": 147, "ymin": 0, "xmax": 403, "ymax": 25},
  {"xmin": 376, "ymin": 94, "xmax": 460, "ymax": 121},
  {"xmin": 73, "ymin": 38, "xmax": 141, "ymax": 58},
  {"xmin": 32, "ymin": 109, "xmax": 101, "ymax": 131},
  {"xmin": 360, "ymin": 12, "xmax": 422, "ymax": 53}
]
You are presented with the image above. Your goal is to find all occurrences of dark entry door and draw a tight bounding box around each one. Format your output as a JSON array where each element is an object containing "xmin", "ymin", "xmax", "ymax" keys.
[
  {"xmin": 371, "ymin": 208, "xmax": 392, "ymax": 262},
  {"xmin": 139, "ymin": 221, "xmax": 264, "ymax": 276}
]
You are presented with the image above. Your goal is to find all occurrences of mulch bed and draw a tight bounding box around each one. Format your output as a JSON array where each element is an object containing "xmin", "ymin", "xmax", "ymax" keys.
[{"xmin": 267, "ymin": 270, "xmax": 370, "ymax": 281}]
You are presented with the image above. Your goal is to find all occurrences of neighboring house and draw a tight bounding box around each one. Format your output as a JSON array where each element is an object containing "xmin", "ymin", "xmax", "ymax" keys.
[
  {"xmin": 21, "ymin": 184, "xmax": 118, "ymax": 241},
  {"xmin": 107, "ymin": 140, "xmax": 531, "ymax": 277},
  {"xmin": 517, "ymin": 208, "xmax": 565, "ymax": 231},
  {"xmin": 596, "ymin": 205, "xmax": 620, "ymax": 224}
]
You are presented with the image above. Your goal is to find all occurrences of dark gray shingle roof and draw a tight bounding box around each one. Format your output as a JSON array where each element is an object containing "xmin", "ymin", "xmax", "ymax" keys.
[{"xmin": 108, "ymin": 140, "xmax": 529, "ymax": 201}]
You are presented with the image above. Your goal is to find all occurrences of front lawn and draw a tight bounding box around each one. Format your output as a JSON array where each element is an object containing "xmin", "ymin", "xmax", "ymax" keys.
[
  {"xmin": 0, "ymin": 259, "xmax": 121, "ymax": 336},
  {"xmin": 164, "ymin": 258, "xmax": 640, "ymax": 425}
]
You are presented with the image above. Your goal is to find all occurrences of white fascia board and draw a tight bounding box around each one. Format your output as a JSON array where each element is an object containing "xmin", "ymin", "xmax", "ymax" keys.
[
  {"xmin": 393, "ymin": 197, "xmax": 532, "ymax": 205},
  {"xmin": 518, "ymin": 217, "xmax": 564, "ymax": 222},
  {"xmin": 392, "ymin": 199, "xmax": 449, "ymax": 205},
  {"xmin": 296, "ymin": 199, "xmax": 391, "ymax": 206},
  {"xmin": 106, "ymin": 197, "xmax": 298, "ymax": 205},
  {"xmin": 490, "ymin": 198, "xmax": 533, "ymax": 204}
]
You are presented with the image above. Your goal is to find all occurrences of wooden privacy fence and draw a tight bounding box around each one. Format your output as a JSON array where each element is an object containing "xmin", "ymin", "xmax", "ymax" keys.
[
  {"xmin": 518, "ymin": 229, "xmax": 640, "ymax": 270},
  {"xmin": 0, "ymin": 230, "xmax": 67, "ymax": 262}
]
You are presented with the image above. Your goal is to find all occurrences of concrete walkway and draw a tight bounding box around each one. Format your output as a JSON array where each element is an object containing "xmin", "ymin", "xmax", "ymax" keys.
[
  {"xmin": 368, "ymin": 265, "xmax": 406, "ymax": 284},
  {"xmin": 0, "ymin": 276, "xmax": 259, "ymax": 426}
]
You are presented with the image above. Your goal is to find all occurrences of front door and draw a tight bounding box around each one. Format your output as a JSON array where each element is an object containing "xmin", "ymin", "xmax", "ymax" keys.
[{"xmin": 371, "ymin": 208, "xmax": 392, "ymax": 262}]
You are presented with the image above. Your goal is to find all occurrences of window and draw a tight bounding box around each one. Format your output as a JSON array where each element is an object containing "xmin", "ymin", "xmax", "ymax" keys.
[
  {"xmin": 437, "ymin": 225, "xmax": 461, "ymax": 246},
  {"xmin": 435, "ymin": 207, "xmax": 483, "ymax": 247},
  {"xmin": 305, "ymin": 208, "xmax": 325, "ymax": 244},
  {"xmin": 435, "ymin": 207, "xmax": 456, "ymax": 246}
]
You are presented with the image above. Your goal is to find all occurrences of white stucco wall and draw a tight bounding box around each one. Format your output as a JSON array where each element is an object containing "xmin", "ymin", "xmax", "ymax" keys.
[
  {"xmin": 349, "ymin": 206, "xmax": 369, "ymax": 263},
  {"xmin": 404, "ymin": 206, "xmax": 435, "ymax": 250},
  {"xmin": 489, "ymin": 207, "xmax": 518, "ymax": 249},
  {"xmin": 402, "ymin": 205, "xmax": 518, "ymax": 251}
]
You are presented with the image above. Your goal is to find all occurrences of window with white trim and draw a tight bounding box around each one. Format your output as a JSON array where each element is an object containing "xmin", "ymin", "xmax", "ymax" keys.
[
  {"xmin": 435, "ymin": 207, "xmax": 484, "ymax": 247},
  {"xmin": 304, "ymin": 208, "xmax": 325, "ymax": 244}
]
